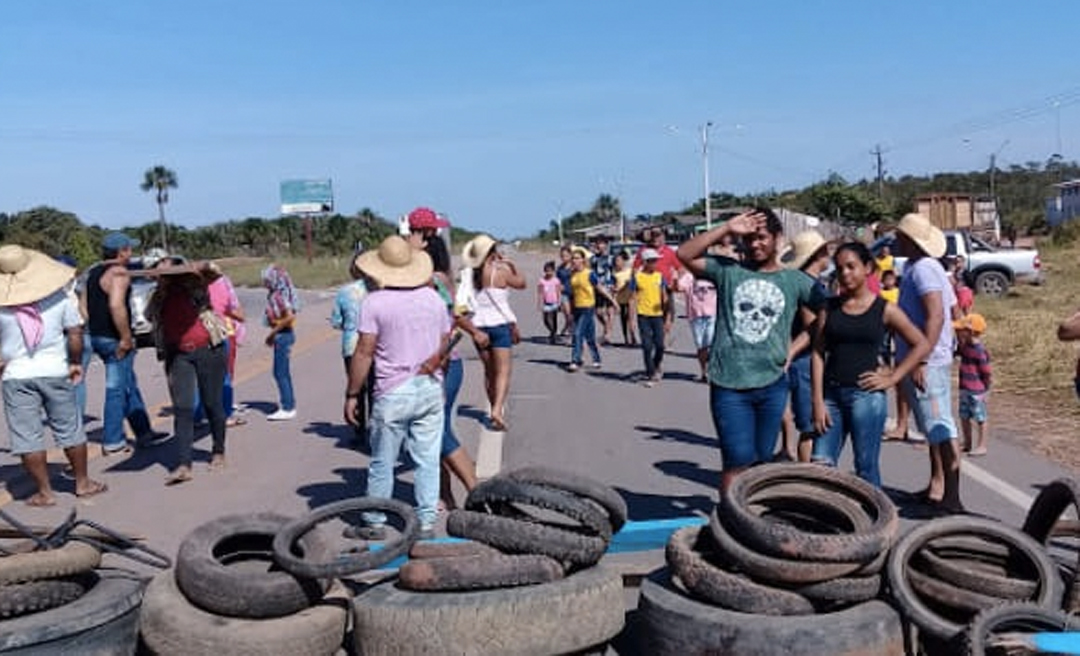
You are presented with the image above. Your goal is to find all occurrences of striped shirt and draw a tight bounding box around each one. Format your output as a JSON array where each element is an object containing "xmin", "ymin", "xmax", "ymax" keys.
[{"xmin": 958, "ymin": 341, "xmax": 992, "ymax": 394}]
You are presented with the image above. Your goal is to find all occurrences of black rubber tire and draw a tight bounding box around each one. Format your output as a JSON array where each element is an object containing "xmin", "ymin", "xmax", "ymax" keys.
[
  {"xmin": 666, "ymin": 526, "xmax": 814, "ymax": 615},
  {"xmin": 175, "ymin": 513, "xmax": 332, "ymax": 619},
  {"xmin": 272, "ymin": 497, "xmax": 418, "ymax": 579},
  {"xmin": 915, "ymin": 548, "xmax": 1038, "ymax": 601},
  {"xmin": 793, "ymin": 574, "xmax": 881, "ymax": 607},
  {"xmin": 1022, "ymin": 477, "xmax": 1080, "ymax": 612},
  {"xmin": 398, "ymin": 553, "xmax": 564, "ymax": 591},
  {"xmin": 352, "ymin": 564, "xmax": 624, "ymax": 656},
  {"xmin": 707, "ymin": 509, "xmax": 886, "ymax": 586},
  {"xmin": 446, "ymin": 510, "xmax": 607, "ymax": 568},
  {"xmin": 886, "ymin": 516, "xmax": 1064, "ymax": 642},
  {"xmin": 139, "ymin": 570, "xmax": 349, "ymax": 656},
  {"xmin": 637, "ymin": 568, "xmax": 905, "ymax": 656},
  {"xmin": 964, "ymin": 601, "xmax": 1080, "ymax": 655},
  {"xmin": 722, "ymin": 463, "xmax": 899, "ymax": 563},
  {"xmin": 906, "ymin": 567, "xmax": 1005, "ymax": 614},
  {"xmin": 465, "ymin": 477, "xmax": 613, "ymax": 539},
  {"xmin": 0, "ymin": 574, "xmax": 92, "ymax": 619},
  {"xmin": 0, "ymin": 543, "xmax": 101, "ymax": 585},
  {"xmin": 408, "ymin": 540, "xmax": 501, "ymax": 560},
  {"xmin": 504, "ymin": 466, "xmax": 628, "ymax": 531},
  {"xmin": 747, "ymin": 482, "xmax": 873, "ymax": 533},
  {"xmin": 0, "ymin": 568, "xmax": 145, "ymax": 655}
]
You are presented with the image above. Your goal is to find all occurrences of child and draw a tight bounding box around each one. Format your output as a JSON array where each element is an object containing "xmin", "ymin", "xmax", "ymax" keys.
[
  {"xmin": 567, "ymin": 248, "xmax": 614, "ymax": 371},
  {"xmin": 537, "ymin": 261, "xmax": 562, "ymax": 344},
  {"xmin": 612, "ymin": 251, "xmax": 636, "ymax": 345},
  {"xmin": 630, "ymin": 249, "xmax": 668, "ymax": 387},
  {"xmin": 676, "ymin": 267, "xmax": 716, "ymax": 382},
  {"xmin": 879, "ymin": 269, "xmax": 899, "ymax": 366},
  {"xmin": 556, "ymin": 245, "xmax": 574, "ymax": 341},
  {"xmin": 955, "ymin": 313, "xmax": 992, "ymax": 456}
]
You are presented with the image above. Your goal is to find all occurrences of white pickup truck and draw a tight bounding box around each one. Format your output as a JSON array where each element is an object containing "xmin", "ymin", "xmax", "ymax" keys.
[{"xmin": 873, "ymin": 231, "xmax": 1043, "ymax": 297}]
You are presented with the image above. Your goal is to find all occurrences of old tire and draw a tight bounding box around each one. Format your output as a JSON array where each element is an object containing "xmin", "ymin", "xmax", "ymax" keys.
[
  {"xmin": 915, "ymin": 548, "xmax": 1038, "ymax": 601},
  {"xmin": 722, "ymin": 464, "xmax": 899, "ymax": 563},
  {"xmin": 398, "ymin": 554, "xmax": 564, "ymax": 591},
  {"xmin": 0, "ymin": 568, "xmax": 145, "ymax": 655},
  {"xmin": 906, "ymin": 567, "xmax": 1005, "ymax": 614},
  {"xmin": 747, "ymin": 482, "xmax": 874, "ymax": 533},
  {"xmin": 465, "ymin": 478, "xmax": 613, "ymax": 539},
  {"xmin": 637, "ymin": 568, "xmax": 904, "ymax": 656},
  {"xmin": 0, "ymin": 574, "xmax": 91, "ymax": 619},
  {"xmin": 176, "ymin": 513, "xmax": 331, "ymax": 619},
  {"xmin": 139, "ymin": 570, "xmax": 348, "ymax": 656},
  {"xmin": 504, "ymin": 466, "xmax": 628, "ymax": 531},
  {"xmin": 407, "ymin": 540, "xmax": 501, "ymax": 560},
  {"xmin": 352, "ymin": 564, "xmax": 624, "ymax": 656},
  {"xmin": 887, "ymin": 516, "xmax": 1064, "ymax": 642},
  {"xmin": 0, "ymin": 543, "xmax": 101, "ymax": 584},
  {"xmin": 666, "ymin": 526, "xmax": 814, "ymax": 615},
  {"xmin": 272, "ymin": 497, "xmax": 418, "ymax": 579},
  {"xmin": 1022, "ymin": 477, "xmax": 1080, "ymax": 612},
  {"xmin": 964, "ymin": 601, "xmax": 1080, "ymax": 655},
  {"xmin": 446, "ymin": 510, "xmax": 607, "ymax": 568}
]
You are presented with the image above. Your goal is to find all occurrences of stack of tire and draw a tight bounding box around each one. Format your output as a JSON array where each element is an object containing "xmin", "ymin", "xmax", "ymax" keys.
[
  {"xmin": 638, "ymin": 463, "xmax": 906, "ymax": 656},
  {"xmin": 0, "ymin": 542, "xmax": 146, "ymax": 655},
  {"xmin": 140, "ymin": 513, "xmax": 350, "ymax": 656},
  {"xmin": 351, "ymin": 466, "xmax": 628, "ymax": 656}
]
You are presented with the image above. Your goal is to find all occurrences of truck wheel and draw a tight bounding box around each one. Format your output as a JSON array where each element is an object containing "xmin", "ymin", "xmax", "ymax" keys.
[{"xmin": 974, "ymin": 270, "xmax": 1009, "ymax": 297}]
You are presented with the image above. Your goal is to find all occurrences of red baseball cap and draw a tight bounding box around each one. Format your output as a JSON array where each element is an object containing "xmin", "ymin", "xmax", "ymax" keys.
[{"xmin": 407, "ymin": 207, "xmax": 450, "ymax": 230}]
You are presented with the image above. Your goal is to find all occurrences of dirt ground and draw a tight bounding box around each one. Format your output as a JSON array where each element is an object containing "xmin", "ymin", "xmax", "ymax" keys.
[{"xmin": 989, "ymin": 389, "xmax": 1080, "ymax": 471}]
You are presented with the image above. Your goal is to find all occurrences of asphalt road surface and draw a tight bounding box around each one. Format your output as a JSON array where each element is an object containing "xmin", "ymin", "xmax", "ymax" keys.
[{"xmin": 0, "ymin": 250, "xmax": 1074, "ymax": 582}]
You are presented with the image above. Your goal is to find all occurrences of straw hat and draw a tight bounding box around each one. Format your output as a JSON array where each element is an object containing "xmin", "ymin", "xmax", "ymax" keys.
[
  {"xmin": 897, "ymin": 213, "xmax": 946, "ymax": 259},
  {"xmin": 783, "ymin": 230, "xmax": 828, "ymax": 271},
  {"xmin": 0, "ymin": 245, "xmax": 76, "ymax": 307},
  {"xmin": 461, "ymin": 235, "xmax": 498, "ymax": 269},
  {"xmin": 355, "ymin": 235, "xmax": 433, "ymax": 289}
]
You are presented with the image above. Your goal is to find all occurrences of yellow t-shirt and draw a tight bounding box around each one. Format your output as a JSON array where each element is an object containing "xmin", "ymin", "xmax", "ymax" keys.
[
  {"xmin": 875, "ymin": 255, "xmax": 894, "ymax": 274},
  {"xmin": 570, "ymin": 268, "xmax": 596, "ymax": 309},
  {"xmin": 613, "ymin": 269, "xmax": 633, "ymax": 304},
  {"xmin": 880, "ymin": 288, "xmax": 899, "ymax": 304},
  {"xmin": 633, "ymin": 271, "xmax": 666, "ymax": 317}
]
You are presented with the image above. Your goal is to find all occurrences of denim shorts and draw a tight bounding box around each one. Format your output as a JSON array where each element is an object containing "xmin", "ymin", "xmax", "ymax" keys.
[
  {"xmin": 958, "ymin": 389, "xmax": 988, "ymax": 422},
  {"xmin": 690, "ymin": 316, "xmax": 716, "ymax": 350},
  {"xmin": 901, "ymin": 364, "xmax": 957, "ymax": 445},
  {"xmin": 3, "ymin": 377, "xmax": 85, "ymax": 454},
  {"xmin": 542, "ymin": 303, "xmax": 560, "ymax": 313},
  {"xmin": 710, "ymin": 375, "xmax": 788, "ymax": 469},
  {"xmin": 787, "ymin": 355, "xmax": 813, "ymax": 434},
  {"xmin": 480, "ymin": 324, "xmax": 514, "ymax": 349}
]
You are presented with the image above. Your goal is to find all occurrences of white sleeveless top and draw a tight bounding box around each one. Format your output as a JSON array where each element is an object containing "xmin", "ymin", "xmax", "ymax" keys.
[{"xmin": 471, "ymin": 267, "xmax": 518, "ymax": 328}]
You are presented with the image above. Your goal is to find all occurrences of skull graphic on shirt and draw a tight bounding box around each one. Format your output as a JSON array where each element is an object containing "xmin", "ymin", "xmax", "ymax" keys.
[{"xmin": 732, "ymin": 278, "xmax": 786, "ymax": 344}]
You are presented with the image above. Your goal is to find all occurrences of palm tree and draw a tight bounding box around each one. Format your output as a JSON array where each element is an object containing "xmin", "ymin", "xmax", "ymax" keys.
[{"xmin": 140, "ymin": 165, "xmax": 178, "ymax": 251}]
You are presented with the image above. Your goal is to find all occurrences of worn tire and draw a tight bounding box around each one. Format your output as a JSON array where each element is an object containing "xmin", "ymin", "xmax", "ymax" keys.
[
  {"xmin": 666, "ymin": 526, "xmax": 814, "ymax": 615},
  {"xmin": 465, "ymin": 478, "xmax": 613, "ymax": 539},
  {"xmin": 352, "ymin": 564, "xmax": 624, "ymax": 655},
  {"xmin": 0, "ymin": 574, "xmax": 92, "ymax": 619},
  {"xmin": 915, "ymin": 548, "xmax": 1038, "ymax": 601},
  {"xmin": 408, "ymin": 540, "xmax": 501, "ymax": 560},
  {"xmin": 964, "ymin": 601, "xmax": 1080, "ymax": 655},
  {"xmin": 793, "ymin": 574, "xmax": 882, "ymax": 607},
  {"xmin": 446, "ymin": 510, "xmax": 607, "ymax": 568},
  {"xmin": 398, "ymin": 553, "xmax": 564, "ymax": 591},
  {"xmin": 175, "ymin": 513, "xmax": 331, "ymax": 619},
  {"xmin": 0, "ymin": 568, "xmax": 145, "ymax": 655},
  {"xmin": 906, "ymin": 567, "xmax": 1005, "ymax": 614},
  {"xmin": 272, "ymin": 497, "xmax": 418, "ymax": 579},
  {"xmin": 747, "ymin": 482, "xmax": 874, "ymax": 533},
  {"xmin": 139, "ymin": 569, "xmax": 348, "ymax": 656},
  {"xmin": 886, "ymin": 516, "xmax": 1064, "ymax": 642},
  {"xmin": 722, "ymin": 464, "xmax": 899, "ymax": 563},
  {"xmin": 1022, "ymin": 477, "xmax": 1080, "ymax": 612},
  {"xmin": 707, "ymin": 509, "xmax": 885, "ymax": 586},
  {"xmin": 0, "ymin": 543, "xmax": 101, "ymax": 584},
  {"xmin": 504, "ymin": 466, "xmax": 628, "ymax": 531},
  {"xmin": 637, "ymin": 568, "xmax": 904, "ymax": 656}
]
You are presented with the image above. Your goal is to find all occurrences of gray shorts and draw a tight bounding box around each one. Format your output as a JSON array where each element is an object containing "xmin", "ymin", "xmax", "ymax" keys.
[{"xmin": 3, "ymin": 377, "xmax": 85, "ymax": 454}]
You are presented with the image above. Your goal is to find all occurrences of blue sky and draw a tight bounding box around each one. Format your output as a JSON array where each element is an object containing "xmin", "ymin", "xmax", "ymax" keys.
[{"xmin": 1, "ymin": 1, "xmax": 1076, "ymax": 238}]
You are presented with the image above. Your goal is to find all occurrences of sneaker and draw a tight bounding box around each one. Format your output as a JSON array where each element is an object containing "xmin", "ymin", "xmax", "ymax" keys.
[
  {"xmin": 418, "ymin": 525, "xmax": 437, "ymax": 540},
  {"xmin": 102, "ymin": 443, "xmax": 134, "ymax": 456},
  {"xmin": 643, "ymin": 380, "xmax": 656, "ymax": 388},
  {"xmin": 343, "ymin": 524, "xmax": 387, "ymax": 540},
  {"xmin": 267, "ymin": 408, "xmax": 297, "ymax": 421},
  {"xmin": 567, "ymin": 363, "xmax": 580, "ymax": 372},
  {"xmin": 591, "ymin": 362, "xmax": 602, "ymax": 369},
  {"xmin": 139, "ymin": 431, "xmax": 174, "ymax": 448}
]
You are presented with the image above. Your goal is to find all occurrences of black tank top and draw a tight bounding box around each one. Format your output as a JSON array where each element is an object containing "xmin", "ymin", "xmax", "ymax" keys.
[
  {"xmin": 823, "ymin": 296, "xmax": 886, "ymax": 387},
  {"xmin": 86, "ymin": 264, "xmax": 129, "ymax": 339}
]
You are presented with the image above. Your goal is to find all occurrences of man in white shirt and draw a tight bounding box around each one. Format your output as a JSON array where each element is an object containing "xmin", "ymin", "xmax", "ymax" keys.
[{"xmin": 0, "ymin": 246, "xmax": 107, "ymax": 506}]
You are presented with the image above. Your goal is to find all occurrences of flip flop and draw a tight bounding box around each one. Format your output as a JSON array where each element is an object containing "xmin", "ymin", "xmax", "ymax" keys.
[
  {"xmin": 25, "ymin": 494, "xmax": 56, "ymax": 507},
  {"xmin": 76, "ymin": 481, "xmax": 108, "ymax": 499},
  {"xmin": 881, "ymin": 432, "xmax": 909, "ymax": 442},
  {"xmin": 225, "ymin": 416, "xmax": 247, "ymax": 428},
  {"xmin": 165, "ymin": 470, "xmax": 194, "ymax": 486},
  {"xmin": 489, "ymin": 416, "xmax": 508, "ymax": 432},
  {"xmin": 967, "ymin": 448, "xmax": 988, "ymax": 457}
]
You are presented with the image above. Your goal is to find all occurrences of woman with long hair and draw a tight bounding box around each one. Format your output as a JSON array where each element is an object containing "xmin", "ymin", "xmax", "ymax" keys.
[
  {"xmin": 462, "ymin": 235, "xmax": 526, "ymax": 431},
  {"xmin": 262, "ymin": 264, "xmax": 300, "ymax": 421}
]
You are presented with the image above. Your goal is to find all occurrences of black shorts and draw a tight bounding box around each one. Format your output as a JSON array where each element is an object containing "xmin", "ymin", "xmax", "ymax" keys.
[{"xmin": 596, "ymin": 295, "xmax": 613, "ymax": 309}]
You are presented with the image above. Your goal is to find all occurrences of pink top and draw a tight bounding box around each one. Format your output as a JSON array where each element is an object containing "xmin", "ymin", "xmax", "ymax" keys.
[
  {"xmin": 358, "ymin": 287, "xmax": 451, "ymax": 398},
  {"xmin": 678, "ymin": 271, "xmax": 716, "ymax": 320},
  {"xmin": 538, "ymin": 276, "xmax": 560, "ymax": 305},
  {"xmin": 207, "ymin": 276, "xmax": 245, "ymax": 344}
]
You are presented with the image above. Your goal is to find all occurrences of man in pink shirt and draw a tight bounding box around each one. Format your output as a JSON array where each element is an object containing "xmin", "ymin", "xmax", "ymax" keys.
[
  {"xmin": 344, "ymin": 236, "xmax": 451, "ymax": 539},
  {"xmin": 677, "ymin": 269, "xmax": 717, "ymax": 382}
]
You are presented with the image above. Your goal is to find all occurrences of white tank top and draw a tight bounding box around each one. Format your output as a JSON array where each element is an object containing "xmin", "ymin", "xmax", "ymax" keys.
[{"xmin": 472, "ymin": 268, "xmax": 517, "ymax": 327}]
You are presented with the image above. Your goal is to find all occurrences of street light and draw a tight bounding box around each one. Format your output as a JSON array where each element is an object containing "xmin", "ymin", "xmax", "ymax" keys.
[{"xmin": 702, "ymin": 122, "xmax": 713, "ymax": 230}]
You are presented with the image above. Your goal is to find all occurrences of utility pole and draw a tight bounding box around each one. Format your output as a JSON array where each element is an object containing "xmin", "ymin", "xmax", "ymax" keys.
[
  {"xmin": 872, "ymin": 145, "xmax": 886, "ymax": 199},
  {"xmin": 702, "ymin": 122, "xmax": 713, "ymax": 230}
]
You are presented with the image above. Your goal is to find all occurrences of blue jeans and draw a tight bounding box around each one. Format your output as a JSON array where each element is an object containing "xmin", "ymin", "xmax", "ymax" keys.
[
  {"xmin": 364, "ymin": 376, "xmax": 444, "ymax": 529},
  {"xmin": 441, "ymin": 358, "xmax": 463, "ymax": 458},
  {"xmin": 639, "ymin": 315, "xmax": 665, "ymax": 378},
  {"xmin": 787, "ymin": 355, "xmax": 813, "ymax": 433},
  {"xmin": 90, "ymin": 335, "xmax": 152, "ymax": 450},
  {"xmin": 571, "ymin": 308, "xmax": 600, "ymax": 365},
  {"xmin": 710, "ymin": 375, "xmax": 788, "ymax": 469},
  {"xmin": 811, "ymin": 386, "xmax": 887, "ymax": 487},
  {"xmin": 273, "ymin": 330, "xmax": 296, "ymax": 411}
]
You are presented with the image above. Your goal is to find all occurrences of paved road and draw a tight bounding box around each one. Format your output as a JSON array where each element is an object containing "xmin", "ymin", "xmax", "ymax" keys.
[{"xmin": 0, "ymin": 252, "xmax": 1074, "ymax": 574}]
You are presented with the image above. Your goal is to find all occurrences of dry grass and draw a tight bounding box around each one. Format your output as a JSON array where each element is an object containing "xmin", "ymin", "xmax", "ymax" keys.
[{"xmin": 221, "ymin": 256, "xmax": 356, "ymax": 290}]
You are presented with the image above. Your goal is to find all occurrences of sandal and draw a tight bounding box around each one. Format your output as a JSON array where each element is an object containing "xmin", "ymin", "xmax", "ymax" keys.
[
  {"xmin": 225, "ymin": 416, "xmax": 247, "ymax": 428},
  {"xmin": 25, "ymin": 493, "xmax": 56, "ymax": 507},
  {"xmin": 881, "ymin": 431, "xmax": 909, "ymax": 442},
  {"xmin": 489, "ymin": 416, "xmax": 508, "ymax": 432},
  {"xmin": 76, "ymin": 480, "xmax": 109, "ymax": 499},
  {"xmin": 165, "ymin": 469, "xmax": 194, "ymax": 486}
]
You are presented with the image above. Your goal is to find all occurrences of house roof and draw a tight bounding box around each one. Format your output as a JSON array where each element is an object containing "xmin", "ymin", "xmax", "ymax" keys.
[{"xmin": 1053, "ymin": 178, "xmax": 1080, "ymax": 189}]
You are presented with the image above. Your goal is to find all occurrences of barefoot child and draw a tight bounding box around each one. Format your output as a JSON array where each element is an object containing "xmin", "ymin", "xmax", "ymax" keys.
[
  {"xmin": 955, "ymin": 313, "xmax": 992, "ymax": 456},
  {"xmin": 537, "ymin": 261, "xmax": 562, "ymax": 344},
  {"xmin": 613, "ymin": 252, "xmax": 636, "ymax": 345}
]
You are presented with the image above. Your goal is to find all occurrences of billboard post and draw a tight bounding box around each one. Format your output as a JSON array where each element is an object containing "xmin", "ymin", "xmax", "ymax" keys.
[{"xmin": 280, "ymin": 179, "xmax": 333, "ymax": 263}]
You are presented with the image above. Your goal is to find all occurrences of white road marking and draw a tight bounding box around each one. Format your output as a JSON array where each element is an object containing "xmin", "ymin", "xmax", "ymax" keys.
[
  {"xmin": 475, "ymin": 429, "xmax": 505, "ymax": 479},
  {"xmin": 961, "ymin": 460, "xmax": 1035, "ymax": 510}
]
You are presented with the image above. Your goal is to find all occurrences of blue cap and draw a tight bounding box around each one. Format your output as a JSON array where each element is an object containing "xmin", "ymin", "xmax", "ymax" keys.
[{"xmin": 102, "ymin": 232, "xmax": 140, "ymax": 251}]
